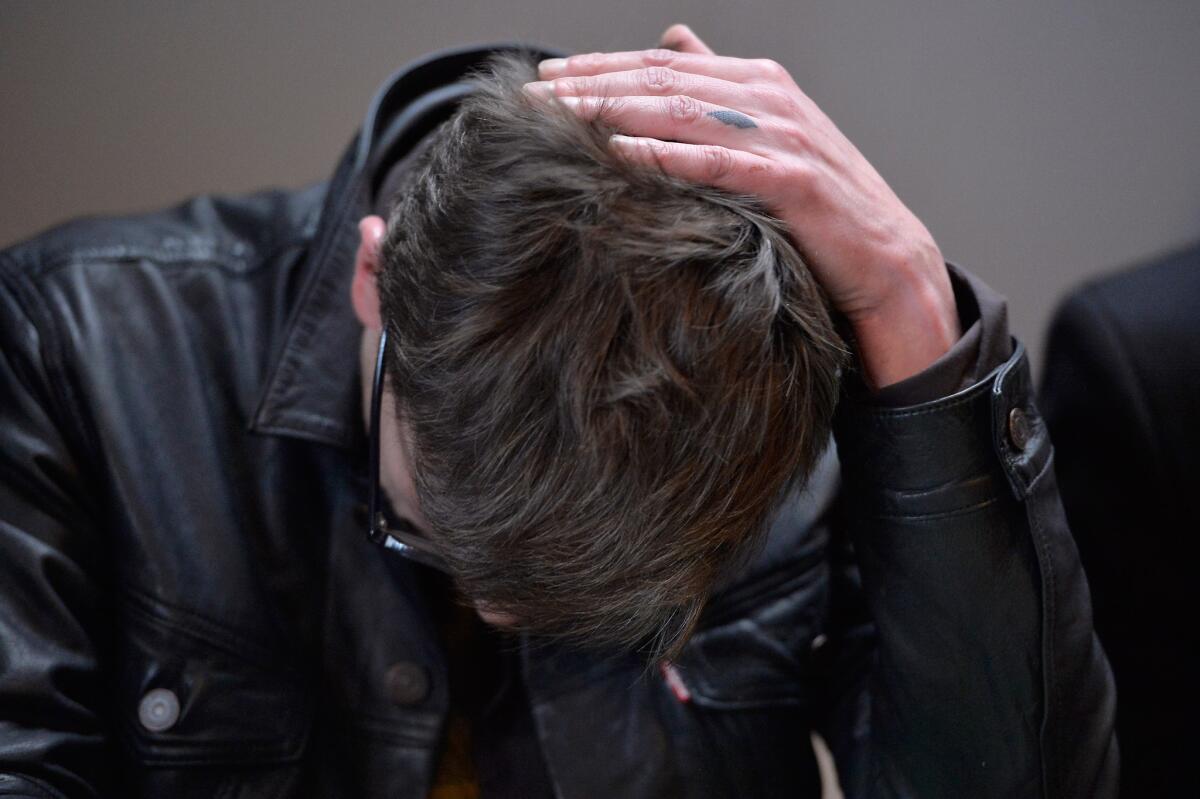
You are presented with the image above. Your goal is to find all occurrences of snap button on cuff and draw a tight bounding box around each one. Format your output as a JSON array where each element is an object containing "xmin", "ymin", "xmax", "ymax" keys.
[
  {"xmin": 138, "ymin": 688, "xmax": 180, "ymax": 732},
  {"xmin": 1007, "ymin": 407, "xmax": 1031, "ymax": 451},
  {"xmin": 385, "ymin": 661, "xmax": 431, "ymax": 706}
]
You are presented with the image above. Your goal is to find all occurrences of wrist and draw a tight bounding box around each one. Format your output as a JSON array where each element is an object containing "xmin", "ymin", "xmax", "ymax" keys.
[{"xmin": 848, "ymin": 260, "xmax": 960, "ymax": 391}]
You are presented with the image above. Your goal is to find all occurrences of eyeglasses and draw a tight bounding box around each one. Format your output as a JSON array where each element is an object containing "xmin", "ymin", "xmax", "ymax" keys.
[{"xmin": 366, "ymin": 329, "xmax": 450, "ymax": 573}]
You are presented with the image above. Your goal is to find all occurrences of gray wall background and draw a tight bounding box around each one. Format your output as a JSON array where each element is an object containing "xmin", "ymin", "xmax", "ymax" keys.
[{"xmin": 2, "ymin": 1, "xmax": 1198, "ymax": 370}]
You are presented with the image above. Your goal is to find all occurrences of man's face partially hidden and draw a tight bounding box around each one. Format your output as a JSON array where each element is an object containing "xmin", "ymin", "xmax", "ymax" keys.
[{"xmin": 350, "ymin": 215, "xmax": 518, "ymax": 629}]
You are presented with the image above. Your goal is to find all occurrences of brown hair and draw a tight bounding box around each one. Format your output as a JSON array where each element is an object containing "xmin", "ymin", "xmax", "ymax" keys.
[{"xmin": 377, "ymin": 50, "xmax": 845, "ymax": 659}]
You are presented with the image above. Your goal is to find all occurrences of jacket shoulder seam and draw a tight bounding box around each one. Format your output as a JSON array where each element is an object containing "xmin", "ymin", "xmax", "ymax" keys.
[{"xmin": 21, "ymin": 232, "xmax": 314, "ymax": 283}]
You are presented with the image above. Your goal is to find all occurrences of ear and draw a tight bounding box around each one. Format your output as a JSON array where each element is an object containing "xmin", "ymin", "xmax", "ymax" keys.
[
  {"xmin": 659, "ymin": 23, "xmax": 715, "ymax": 55},
  {"xmin": 351, "ymin": 215, "xmax": 388, "ymax": 331}
]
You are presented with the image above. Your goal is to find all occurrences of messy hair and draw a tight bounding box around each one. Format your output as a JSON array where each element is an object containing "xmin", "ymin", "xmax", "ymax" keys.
[{"xmin": 377, "ymin": 50, "xmax": 845, "ymax": 659}]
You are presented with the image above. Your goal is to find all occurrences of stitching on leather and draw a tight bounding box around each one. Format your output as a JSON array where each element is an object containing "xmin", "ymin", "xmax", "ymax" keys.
[
  {"xmin": 850, "ymin": 387, "xmax": 987, "ymax": 419},
  {"xmin": 862, "ymin": 495, "xmax": 1000, "ymax": 522},
  {"xmin": 868, "ymin": 471, "xmax": 999, "ymax": 501},
  {"xmin": 346, "ymin": 710, "xmax": 444, "ymax": 747},
  {"xmin": 116, "ymin": 720, "xmax": 308, "ymax": 769},
  {"xmin": 846, "ymin": 346, "xmax": 1017, "ymax": 421},
  {"xmin": 119, "ymin": 583, "xmax": 289, "ymax": 671},
  {"xmin": 12, "ymin": 185, "xmax": 325, "ymax": 282},
  {"xmin": 1032, "ymin": 445, "xmax": 1062, "ymax": 795},
  {"xmin": 273, "ymin": 409, "xmax": 345, "ymax": 432},
  {"xmin": 22, "ymin": 221, "xmax": 313, "ymax": 284},
  {"xmin": 1026, "ymin": 458, "xmax": 1057, "ymax": 796}
]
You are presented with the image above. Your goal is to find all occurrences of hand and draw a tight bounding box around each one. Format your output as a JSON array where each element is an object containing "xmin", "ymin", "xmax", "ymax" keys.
[{"xmin": 527, "ymin": 23, "xmax": 961, "ymax": 389}]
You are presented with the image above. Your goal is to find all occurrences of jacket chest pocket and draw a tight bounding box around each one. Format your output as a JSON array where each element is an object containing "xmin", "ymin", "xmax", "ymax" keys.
[{"xmin": 113, "ymin": 595, "xmax": 312, "ymax": 799}]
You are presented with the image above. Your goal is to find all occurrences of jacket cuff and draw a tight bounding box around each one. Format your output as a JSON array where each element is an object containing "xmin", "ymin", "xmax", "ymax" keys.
[
  {"xmin": 834, "ymin": 339, "xmax": 1046, "ymax": 511},
  {"xmin": 865, "ymin": 262, "xmax": 1014, "ymax": 407}
]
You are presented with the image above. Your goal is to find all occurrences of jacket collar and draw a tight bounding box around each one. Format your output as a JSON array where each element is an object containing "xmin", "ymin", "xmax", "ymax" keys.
[{"xmin": 249, "ymin": 40, "xmax": 566, "ymax": 450}]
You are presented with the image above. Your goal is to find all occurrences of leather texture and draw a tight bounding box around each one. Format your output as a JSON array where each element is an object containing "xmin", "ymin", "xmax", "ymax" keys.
[{"xmin": 0, "ymin": 41, "xmax": 1117, "ymax": 799}]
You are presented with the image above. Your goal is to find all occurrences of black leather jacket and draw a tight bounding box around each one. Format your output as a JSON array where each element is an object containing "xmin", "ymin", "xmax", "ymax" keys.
[{"xmin": 0, "ymin": 43, "xmax": 1117, "ymax": 799}]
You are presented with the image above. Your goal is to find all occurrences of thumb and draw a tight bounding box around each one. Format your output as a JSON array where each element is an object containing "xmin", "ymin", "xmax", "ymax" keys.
[{"xmin": 659, "ymin": 23, "xmax": 715, "ymax": 55}]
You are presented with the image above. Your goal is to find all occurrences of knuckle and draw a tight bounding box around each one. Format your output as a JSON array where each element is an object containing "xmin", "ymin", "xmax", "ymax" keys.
[
  {"xmin": 747, "ymin": 161, "xmax": 773, "ymax": 180},
  {"xmin": 701, "ymin": 145, "xmax": 735, "ymax": 179},
  {"xmin": 753, "ymin": 58, "xmax": 789, "ymax": 81},
  {"xmin": 780, "ymin": 121, "xmax": 812, "ymax": 151},
  {"xmin": 665, "ymin": 94, "xmax": 701, "ymax": 124},
  {"xmin": 641, "ymin": 66, "xmax": 678, "ymax": 93},
  {"xmin": 642, "ymin": 48, "xmax": 677, "ymax": 67},
  {"xmin": 741, "ymin": 160, "xmax": 777, "ymax": 188}
]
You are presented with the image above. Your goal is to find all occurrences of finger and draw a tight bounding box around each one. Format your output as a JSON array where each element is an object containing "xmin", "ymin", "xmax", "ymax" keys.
[
  {"xmin": 607, "ymin": 135, "xmax": 777, "ymax": 193},
  {"xmin": 559, "ymin": 94, "xmax": 761, "ymax": 148},
  {"xmin": 660, "ymin": 23, "xmax": 715, "ymax": 55},
  {"xmin": 538, "ymin": 48, "xmax": 779, "ymax": 84},
  {"xmin": 528, "ymin": 68, "xmax": 751, "ymax": 110}
]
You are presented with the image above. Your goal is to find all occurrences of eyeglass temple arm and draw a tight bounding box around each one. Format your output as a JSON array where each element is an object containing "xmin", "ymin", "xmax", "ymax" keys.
[
  {"xmin": 365, "ymin": 331, "xmax": 449, "ymax": 573},
  {"xmin": 366, "ymin": 329, "xmax": 389, "ymax": 547}
]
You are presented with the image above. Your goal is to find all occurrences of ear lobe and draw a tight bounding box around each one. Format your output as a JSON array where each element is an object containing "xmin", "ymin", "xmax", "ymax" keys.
[{"xmin": 351, "ymin": 215, "xmax": 388, "ymax": 330}]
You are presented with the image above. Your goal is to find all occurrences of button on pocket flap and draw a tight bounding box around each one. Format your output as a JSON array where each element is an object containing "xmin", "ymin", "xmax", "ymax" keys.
[{"xmin": 116, "ymin": 597, "xmax": 311, "ymax": 767}]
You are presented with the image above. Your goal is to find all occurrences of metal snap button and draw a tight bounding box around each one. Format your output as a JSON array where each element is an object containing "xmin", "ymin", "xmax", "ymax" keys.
[
  {"xmin": 138, "ymin": 688, "xmax": 180, "ymax": 732},
  {"xmin": 1007, "ymin": 407, "xmax": 1032, "ymax": 451},
  {"xmin": 385, "ymin": 661, "xmax": 431, "ymax": 707}
]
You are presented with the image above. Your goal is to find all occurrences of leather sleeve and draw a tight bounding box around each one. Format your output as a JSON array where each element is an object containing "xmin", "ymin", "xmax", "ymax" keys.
[
  {"xmin": 815, "ymin": 270, "xmax": 1119, "ymax": 797},
  {"xmin": 0, "ymin": 266, "xmax": 111, "ymax": 798}
]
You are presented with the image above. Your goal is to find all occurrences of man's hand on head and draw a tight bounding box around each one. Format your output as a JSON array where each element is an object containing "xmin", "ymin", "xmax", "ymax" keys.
[{"xmin": 526, "ymin": 23, "xmax": 961, "ymax": 391}]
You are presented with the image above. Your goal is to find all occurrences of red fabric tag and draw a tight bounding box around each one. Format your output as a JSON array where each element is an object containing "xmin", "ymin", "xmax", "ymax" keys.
[{"xmin": 659, "ymin": 661, "xmax": 691, "ymax": 703}]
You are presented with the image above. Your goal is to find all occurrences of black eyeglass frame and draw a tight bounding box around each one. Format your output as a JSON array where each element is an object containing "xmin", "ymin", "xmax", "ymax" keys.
[{"xmin": 366, "ymin": 329, "xmax": 450, "ymax": 573}]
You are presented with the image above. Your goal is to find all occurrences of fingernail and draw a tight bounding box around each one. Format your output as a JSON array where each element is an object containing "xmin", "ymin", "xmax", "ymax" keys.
[
  {"xmin": 557, "ymin": 96, "xmax": 580, "ymax": 109},
  {"xmin": 522, "ymin": 80, "xmax": 555, "ymax": 98},
  {"xmin": 538, "ymin": 58, "xmax": 567, "ymax": 78}
]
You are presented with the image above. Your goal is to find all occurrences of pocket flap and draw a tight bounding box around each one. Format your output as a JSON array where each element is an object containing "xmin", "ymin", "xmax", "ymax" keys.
[{"xmin": 115, "ymin": 595, "xmax": 311, "ymax": 768}]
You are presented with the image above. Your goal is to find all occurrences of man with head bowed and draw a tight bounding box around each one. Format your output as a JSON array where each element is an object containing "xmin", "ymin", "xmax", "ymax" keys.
[{"xmin": 0, "ymin": 22, "xmax": 1116, "ymax": 799}]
